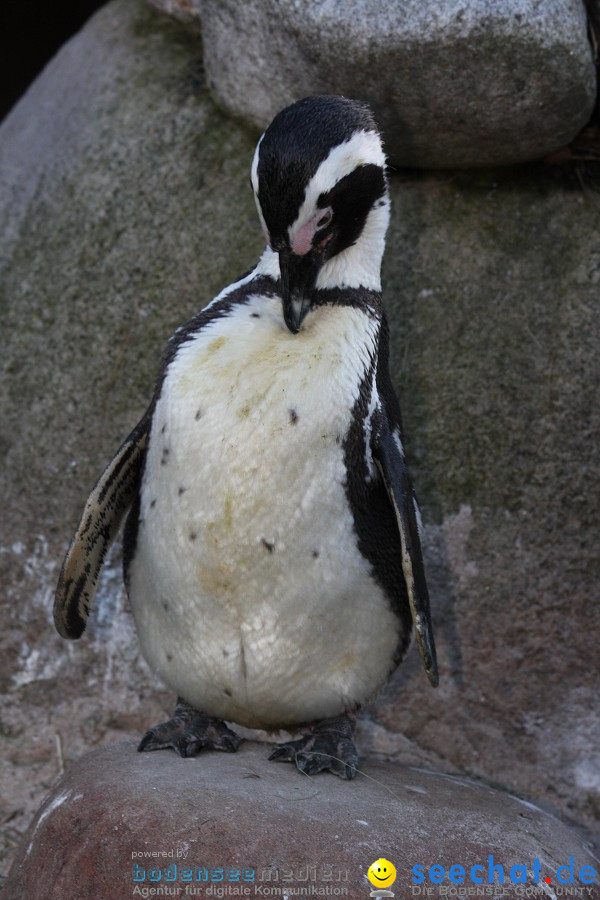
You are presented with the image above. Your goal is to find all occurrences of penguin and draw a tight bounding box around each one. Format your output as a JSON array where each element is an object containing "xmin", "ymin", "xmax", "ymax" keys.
[{"xmin": 54, "ymin": 94, "xmax": 438, "ymax": 780}]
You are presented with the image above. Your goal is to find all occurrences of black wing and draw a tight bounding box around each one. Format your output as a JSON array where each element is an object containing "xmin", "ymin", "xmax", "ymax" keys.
[
  {"xmin": 372, "ymin": 401, "xmax": 438, "ymax": 687},
  {"xmin": 53, "ymin": 412, "xmax": 151, "ymax": 639}
]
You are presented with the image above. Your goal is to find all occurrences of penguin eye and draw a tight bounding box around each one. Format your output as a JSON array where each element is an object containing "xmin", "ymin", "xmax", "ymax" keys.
[{"xmin": 316, "ymin": 208, "xmax": 333, "ymax": 230}]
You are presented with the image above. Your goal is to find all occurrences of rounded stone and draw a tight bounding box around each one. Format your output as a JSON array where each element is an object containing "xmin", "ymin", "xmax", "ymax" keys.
[
  {"xmin": 4, "ymin": 741, "xmax": 599, "ymax": 898},
  {"xmin": 148, "ymin": 0, "xmax": 597, "ymax": 167}
]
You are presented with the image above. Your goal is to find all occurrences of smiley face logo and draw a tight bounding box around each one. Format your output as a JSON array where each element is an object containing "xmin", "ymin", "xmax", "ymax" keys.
[{"xmin": 367, "ymin": 858, "xmax": 397, "ymax": 889}]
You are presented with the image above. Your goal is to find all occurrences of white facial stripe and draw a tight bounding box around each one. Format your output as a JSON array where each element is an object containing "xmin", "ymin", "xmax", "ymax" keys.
[
  {"xmin": 250, "ymin": 133, "xmax": 263, "ymax": 194},
  {"xmin": 255, "ymin": 204, "xmax": 270, "ymax": 246},
  {"xmin": 251, "ymin": 133, "xmax": 271, "ymax": 245},
  {"xmin": 288, "ymin": 130, "xmax": 386, "ymax": 244}
]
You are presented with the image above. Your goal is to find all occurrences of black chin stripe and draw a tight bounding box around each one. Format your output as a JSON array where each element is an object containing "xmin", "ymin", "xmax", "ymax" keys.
[{"xmin": 311, "ymin": 286, "xmax": 382, "ymax": 316}]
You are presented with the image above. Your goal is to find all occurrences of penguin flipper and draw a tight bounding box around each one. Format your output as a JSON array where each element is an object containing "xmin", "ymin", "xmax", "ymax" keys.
[
  {"xmin": 373, "ymin": 410, "xmax": 438, "ymax": 687},
  {"xmin": 53, "ymin": 412, "xmax": 151, "ymax": 639}
]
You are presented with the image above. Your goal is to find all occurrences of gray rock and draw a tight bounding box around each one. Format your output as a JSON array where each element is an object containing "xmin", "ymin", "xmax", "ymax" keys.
[
  {"xmin": 1, "ymin": 0, "xmax": 600, "ymax": 881},
  {"xmin": 379, "ymin": 163, "xmax": 600, "ymax": 853},
  {"xmin": 0, "ymin": 0, "xmax": 262, "ymax": 879},
  {"xmin": 5, "ymin": 741, "xmax": 599, "ymax": 899},
  {"xmin": 146, "ymin": 0, "xmax": 198, "ymax": 25},
  {"xmin": 147, "ymin": 0, "xmax": 597, "ymax": 168}
]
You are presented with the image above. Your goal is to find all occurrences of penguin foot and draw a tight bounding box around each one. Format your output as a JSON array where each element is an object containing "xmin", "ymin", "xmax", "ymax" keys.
[
  {"xmin": 268, "ymin": 712, "xmax": 358, "ymax": 779},
  {"xmin": 138, "ymin": 697, "xmax": 242, "ymax": 757}
]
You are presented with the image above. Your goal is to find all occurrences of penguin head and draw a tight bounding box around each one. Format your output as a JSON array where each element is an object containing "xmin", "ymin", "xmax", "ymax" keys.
[{"xmin": 250, "ymin": 95, "xmax": 389, "ymax": 334}]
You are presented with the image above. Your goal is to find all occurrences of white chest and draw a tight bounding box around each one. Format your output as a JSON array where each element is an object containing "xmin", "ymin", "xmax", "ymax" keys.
[{"xmin": 127, "ymin": 293, "xmax": 402, "ymax": 728}]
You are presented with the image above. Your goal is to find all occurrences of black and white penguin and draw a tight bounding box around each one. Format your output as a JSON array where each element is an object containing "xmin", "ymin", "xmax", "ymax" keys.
[{"xmin": 54, "ymin": 95, "xmax": 438, "ymax": 780}]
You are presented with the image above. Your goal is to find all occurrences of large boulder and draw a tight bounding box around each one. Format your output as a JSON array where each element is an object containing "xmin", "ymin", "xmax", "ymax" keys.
[
  {"xmin": 0, "ymin": 0, "xmax": 263, "ymax": 878},
  {"xmin": 5, "ymin": 741, "xmax": 599, "ymax": 898},
  {"xmin": 147, "ymin": 0, "xmax": 597, "ymax": 167},
  {"xmin": 1, "ymin": 0, "xmax": 599, "ymax": 879}
]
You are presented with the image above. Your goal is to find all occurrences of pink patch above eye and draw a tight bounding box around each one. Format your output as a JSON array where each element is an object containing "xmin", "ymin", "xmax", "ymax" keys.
[
  {"xmin": 290, "ymin": 219, "xmax": 318, "ymax": 256},
  {"xmin": 289, "ymin": 208, "xmax": 333, "ymax": 255}
]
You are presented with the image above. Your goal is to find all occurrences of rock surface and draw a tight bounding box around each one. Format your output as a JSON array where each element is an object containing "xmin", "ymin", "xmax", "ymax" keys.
[
  {"xmin": 1, "ymin": 0, "xmax": 600, "ymax": 882},
  {"xmin": 0, "ymin": 0, "xmax": 263, "ymax": 878},
  {"xmin": 5, "ymin": 741, "xmax": 600, "ymax": 899},
  {"xmin": 147, "ymin": 0, "xmax": 597, "ymax": 167}
]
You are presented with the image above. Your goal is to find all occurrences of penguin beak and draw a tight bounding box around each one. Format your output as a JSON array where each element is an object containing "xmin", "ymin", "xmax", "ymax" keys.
[{"xmin": 279, "ymin": 249, "xmax": 321, "ymax": 334}]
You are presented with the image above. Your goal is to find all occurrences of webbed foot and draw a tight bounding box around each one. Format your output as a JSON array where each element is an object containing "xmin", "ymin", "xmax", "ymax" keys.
[
  {"xmin": 138, "ymin": 697, "xmax": 242, "ymax": 757},
  {"xmin": 268, "ymin": 712, "xmax": 358, "ymax": 779}
]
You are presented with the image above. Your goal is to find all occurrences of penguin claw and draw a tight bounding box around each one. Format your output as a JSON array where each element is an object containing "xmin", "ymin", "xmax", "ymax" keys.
[
  {"xmin": 138, "ymin": 699, "xmax": 242, "ymax": 757},
  {"xmin": 219, "ymin": 734, "xmax": 241, "ymax": 754},
  {"xmin": 295, "ymin": 752, "xmax": 332, "ymax": 777},
  {"xmin": 138, "ymin": 730, "xmax": 164, "ymax": 753},
  {"xmin": 268, "ymin": 745, "xmax": 294, "ymax": 762},
  {"xmin": 268, "ymin": 713, "xmax": 358, "ymax": 779}
]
